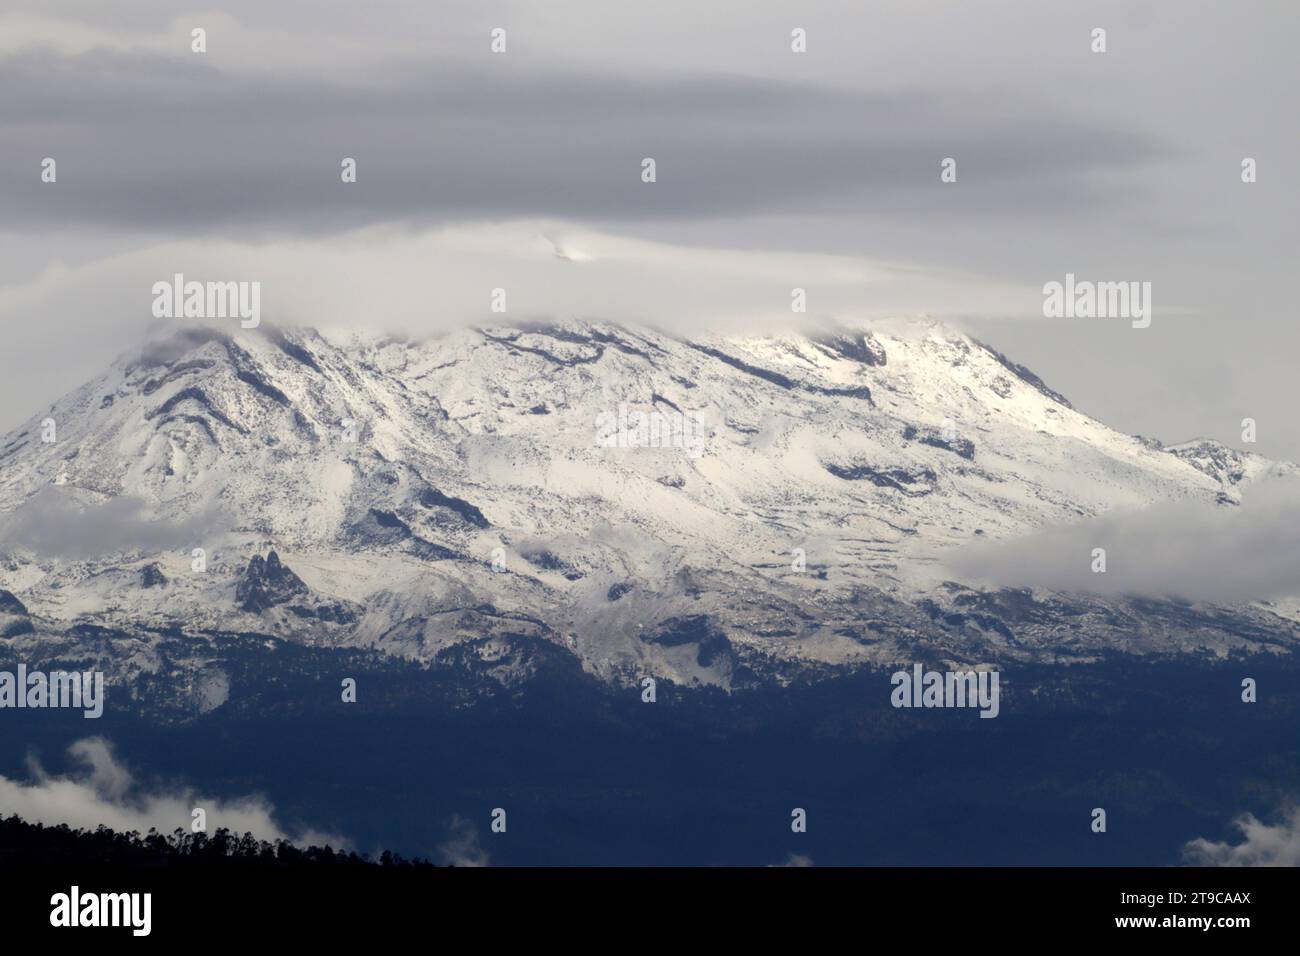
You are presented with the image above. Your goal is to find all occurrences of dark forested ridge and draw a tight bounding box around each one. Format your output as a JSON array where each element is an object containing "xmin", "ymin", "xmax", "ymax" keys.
[{"xmin": 0, "ymin": 814, "xmax": 433, "ymax": 868}]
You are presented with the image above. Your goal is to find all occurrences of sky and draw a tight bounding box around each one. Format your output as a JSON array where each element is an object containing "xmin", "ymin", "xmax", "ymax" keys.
[{"xmin": 1, "ymin": 0, "xmax": 1297, "ymax": 458}]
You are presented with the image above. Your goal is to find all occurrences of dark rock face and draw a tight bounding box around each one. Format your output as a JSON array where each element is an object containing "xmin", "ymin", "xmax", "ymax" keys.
[
  {"xmin": 824, "ymin": 463, "xmax": 937, "ymax": 495},
  {"xmin": 1168, "ymin": 440, "xmax": 1248, "ymax": 487},
  {"xmin": 0, "ymin": 618, "xmax": 35, "ymax": 638},
  {"xmin": 642, "ymin": 615, "xmax": 736, "ymax": 669},
  {"xmin": 688, "ymin": 343, "xmax": 873, "ymax": 402},
  {"xmin": 417, "ymin": 488, "xmax": 490, "ymax": 529},
  {"xmin": 523, "ymin": 550, "xmax": 583, "ymax": 579},
  {"xmin": 976, "ymin": 340, "xmax": 1073, "ymax": 409},
  {"xmin": 268, "ymin": 326, "xmax": 322, "ymax": 372},
  {"xmin": 902, "ymin": 425, "xmax": 976, "ymax": 460},
  {"xmin": 353, "ymin": 509, "xmax": 460, "ymax": 560},
  {"xmin": 0, "ymin": 588, "xmax": 33, "ymax": 638},
  {"xmin": 814, "ymin": 331, "xmax": 887, "ymax": 367},
  {"xmin": 236, "ymin": 551, "xmax": 309, "ymax": 613},
  {"xmin": 234, "ymin": 551, "xmax": 361, "ymax": 622},
  {"xmin": 0, "ymin": 589, "xmax": 29, "ymax": 616},
  {"xmin": 287, "ymin": 602, "xmax": 357, "ymax": 624},
  {"xmin": 140, "ymin": 563, "xmax": 168, "ymax": 588}
]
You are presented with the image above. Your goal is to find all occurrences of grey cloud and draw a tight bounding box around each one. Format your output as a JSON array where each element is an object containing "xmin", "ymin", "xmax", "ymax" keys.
[
  {"xmin": 945, "ymin": 476, "xmax": 1300, "ymax": 604},
  {"xmin": 0, "ymin": 486, "xmax": 224, "ymax": 559},
  {"xmin": 0, "ymin": 50, "xmax": 1162, "ymax": 235}
]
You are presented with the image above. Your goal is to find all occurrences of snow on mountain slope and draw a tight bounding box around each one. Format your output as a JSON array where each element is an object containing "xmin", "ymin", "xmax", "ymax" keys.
[
  {"xmin": 1166, "ymin": 438, "xmax": 1277, "ymax": 490},
  {"xmin": 0, "ymin": 318, "xmax": 1296, "ymax": 692}
]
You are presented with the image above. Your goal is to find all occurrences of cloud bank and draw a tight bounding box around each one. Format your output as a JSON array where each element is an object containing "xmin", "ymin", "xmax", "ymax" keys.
[
  {"xmin": 946, "ymin": 476, "xmax": 1300, "ymax": 604},
  {"xmin": 1183, "ymin": 806, "xmax": 1300, "ymax": 866},
  {"xmin": 0, "ymin": 486, "xmax": 224, "ymax": 560},
  {"xmin": 0, "ymin": 737, "xmax": 345, "ymax": 848}
]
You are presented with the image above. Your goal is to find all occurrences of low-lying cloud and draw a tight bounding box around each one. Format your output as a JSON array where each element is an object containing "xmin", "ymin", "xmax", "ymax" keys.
[
  {"xmin": 946, "ymin": 475, "xmax": 1300, "ymax": 604},
  {"xmin": 1183, "ymin": 806, "xmax": 1300, "ymax": 866},
  {"xmin": 0, "ymin": 486, "xmax": 223, "ymax": 560},
  {"xmin": 0, "ymin": 737, "xmax": 345, "ymax": 847},
  {"xmin": 436, "ymin": 814, "xmax": 489, "ymax": 867}
]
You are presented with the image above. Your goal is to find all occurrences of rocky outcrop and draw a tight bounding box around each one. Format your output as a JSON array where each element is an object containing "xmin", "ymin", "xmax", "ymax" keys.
[
  {"xmin": 236, "ymin": 551, "xmax": 308, "ymax": 612},
  {"xmin": 235, "ymin": 551, "xmax": 358, "ymax": 624},
  {"xmin": 0, "ymin": 588, "xmax": 34, "ymax": 638},
  {"xmin": 140, "ymin": 563, "xmax": 168, "ymax": 588}
]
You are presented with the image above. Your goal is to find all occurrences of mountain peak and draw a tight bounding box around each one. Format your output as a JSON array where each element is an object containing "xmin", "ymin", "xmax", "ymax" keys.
[{"xmin": 1, "ymin": 317, "xmax": 1288, "ymax": 687}]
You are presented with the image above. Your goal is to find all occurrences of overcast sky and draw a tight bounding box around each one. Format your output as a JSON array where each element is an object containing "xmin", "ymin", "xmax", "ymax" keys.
[{"xmin": 2, "ymin": 0, "xmax": 1297, "ymax": 459}]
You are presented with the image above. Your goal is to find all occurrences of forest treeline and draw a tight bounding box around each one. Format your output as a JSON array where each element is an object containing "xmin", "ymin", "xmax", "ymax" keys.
[{"xmin": 0, "ymin": 814, "xmax": 435, "ymax": 867}]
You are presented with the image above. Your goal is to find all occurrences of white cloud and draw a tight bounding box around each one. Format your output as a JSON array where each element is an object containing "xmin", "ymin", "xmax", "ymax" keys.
[
  {"xmin": 1183, "ymin": 806, "xmax": 1300, "ymax": 866},
  {"xmin": 945, "ymin": 475, "xmax": 1300, "ymax": 604},
  {"xmin": 0, "ymin": 737, "xmax": 345, "ymax": 848},
  {"xmin": 436, "ymin": 814, "xmax": 489, "ymax": 867},
  {"xmin": 0, "ymin": 10, "xmax": 409, "ymax": 81},
  {"xmin": 0, "ymin": 221, "xmax": 1020, "ymax": 435}
]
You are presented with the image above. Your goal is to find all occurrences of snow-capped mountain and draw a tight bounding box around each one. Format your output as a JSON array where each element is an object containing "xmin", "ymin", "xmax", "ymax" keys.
[{"xmin": 1, "ymin": 319, "xmax": 1297, "ymax": 696}]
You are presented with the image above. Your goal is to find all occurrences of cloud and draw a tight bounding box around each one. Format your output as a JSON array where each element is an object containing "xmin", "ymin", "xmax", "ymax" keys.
[
  {"xmin": 945, "ymin": 475, "xmax": 1300, "ymax": 604},
  {"xmin": 769, "ymin": 853, "xmax": 814, "ymax": 867},
  {"xmin": 2, "ymin": 0, "xmax": 1299, "ymax": 465},
  {"xmin": 0, "ymin": 486, "xmax": 224, "ymax": 560},
  {"xmin": 0, "ymin": 220, "xmax": 1038, "ymax": 437},
  {"xmin": 1182, "ymin": 806, "xmax": 1300, "ymax": 866},
  {"xmin": 0, "ymin": 737, "xmax": 345, "ymax": 847},
  {"xmin": 436, "ymin": 814, "xmax": 489, "ymax": 867},
  {"xmin": 0, "ymin": 46, "xmax": 1159, "ymax": 237}
]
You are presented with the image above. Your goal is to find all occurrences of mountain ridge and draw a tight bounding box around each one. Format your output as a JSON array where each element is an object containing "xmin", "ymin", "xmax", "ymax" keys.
[{"xmin": 1, "ymin": 318, "xmax": 1297, "ymax": 701}]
